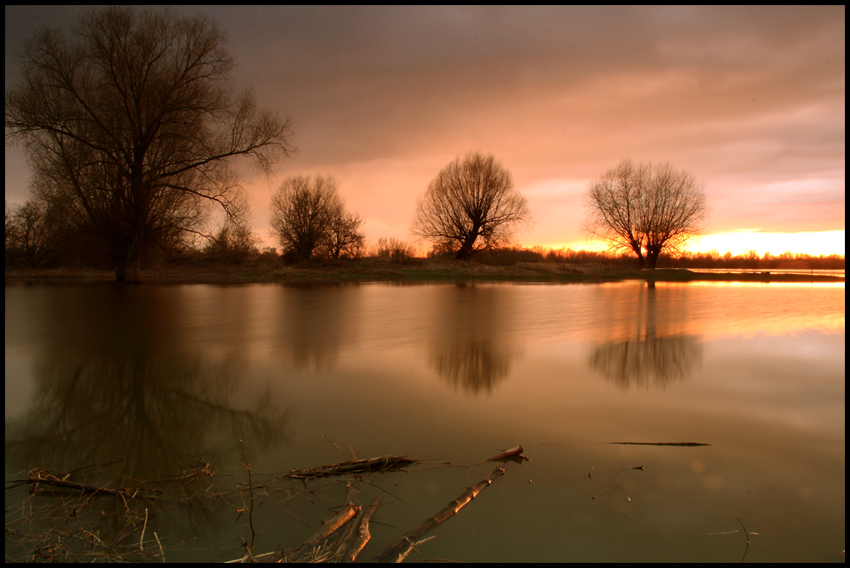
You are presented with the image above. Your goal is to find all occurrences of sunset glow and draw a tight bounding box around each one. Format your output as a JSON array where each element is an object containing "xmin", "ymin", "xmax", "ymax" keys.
[
  {"xmin": 688, "ymin": 230, "xmax": 845, "ymax": 258},
  {"xmin": 5, "ymin": 6, "xmax": 845, "ymax": 258},
  {"xmin": 547, "ymin": 229, "xmax": 846, "ymax": 258}
]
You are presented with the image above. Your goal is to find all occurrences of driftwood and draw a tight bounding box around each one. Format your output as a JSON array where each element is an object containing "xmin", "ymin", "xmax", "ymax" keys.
[
  {"xmin": 607, "ymin": 442, "xmax": 714, "ymax": 447},
  {"xmin": 372, "ymin": 459, "xmax": 518, "ymax": 563},
  {"xmin": 286, "ymin": 455, "xmax": 418, "ymax": 479}
]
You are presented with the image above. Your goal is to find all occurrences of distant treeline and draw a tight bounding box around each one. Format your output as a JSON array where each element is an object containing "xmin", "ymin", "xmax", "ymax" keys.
[
  {"xmin": 5, "ymin": 212, "xmax": 843, "ymax": 274},
  {"xmin": 478, "ymin": 246, "xmax": 844, "ymax": 270}
]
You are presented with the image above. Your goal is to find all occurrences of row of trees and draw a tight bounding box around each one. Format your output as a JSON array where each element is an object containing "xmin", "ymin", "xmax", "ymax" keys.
[{"xmin": 6, "ymin": 6, "xmax": 712, "ymax": 281}]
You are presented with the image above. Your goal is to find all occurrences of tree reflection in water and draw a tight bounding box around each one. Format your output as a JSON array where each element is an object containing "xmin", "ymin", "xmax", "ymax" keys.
[
  {"xmin": 429, "ymin": 284, "xmax": 515, "ymax": 395},
  {"xmin": 589, "ymin": 283, "xmax": 703, "ymax": 389},
  {"xmin": 5, "ymin": 351, "xmax": 288, "ymax": 481},
  {"xmin": 5, "ymin": 348, "xmax": 290, "ymax": 560},
  {"xmin": 431, "ymin": 340, "xmax": 510, "ymax": 394}
]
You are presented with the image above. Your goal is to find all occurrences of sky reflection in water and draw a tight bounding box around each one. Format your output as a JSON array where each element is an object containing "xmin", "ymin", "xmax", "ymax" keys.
[{"xmin": 4, "ymin": 281, "xmax": 844, "ymax": 562}]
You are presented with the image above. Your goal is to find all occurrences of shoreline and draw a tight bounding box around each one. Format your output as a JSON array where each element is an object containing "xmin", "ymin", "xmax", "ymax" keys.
[{"xmin": 5, "ymin": 260, "xmax": 844, "ymax": 285}]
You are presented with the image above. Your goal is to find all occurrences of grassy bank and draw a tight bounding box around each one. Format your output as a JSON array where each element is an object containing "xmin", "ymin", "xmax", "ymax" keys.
[{"xmin": 4, "ymin": 257, "xmax": 844, "ymax": 285}]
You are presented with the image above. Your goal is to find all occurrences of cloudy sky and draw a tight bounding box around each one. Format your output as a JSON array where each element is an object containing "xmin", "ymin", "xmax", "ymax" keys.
[{"xmin": 5, "ymin": 5, "xmax": 845, "ymax": 255}]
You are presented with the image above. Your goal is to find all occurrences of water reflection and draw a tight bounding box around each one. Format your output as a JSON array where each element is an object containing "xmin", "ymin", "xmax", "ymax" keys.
[
  {"xmin": 5, "ymin": 350, "xmax": 288, "ymax": 481},
  {"xmin": 589, "ymin": 284, "xmax": 703, "ymax": 389},
  {"xmin": 5, "ymin": 285, "xmax": 289, "ymax": 481},
  {"xmin": 272, "ymin": 284, "xmax": 359, "ymax": 369},
  {"xmin": 429, "ymin": 284, "xmax": 515, "ymax": 394}
]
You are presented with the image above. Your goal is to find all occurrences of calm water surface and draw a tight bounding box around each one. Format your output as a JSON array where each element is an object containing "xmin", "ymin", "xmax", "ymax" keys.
[{"xmin": 5, "ymin": 281, "xmax": 845, "ymax": 562}]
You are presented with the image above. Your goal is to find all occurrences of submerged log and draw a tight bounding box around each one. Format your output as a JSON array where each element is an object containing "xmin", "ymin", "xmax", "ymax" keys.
[
  {"xmin": 286, "ymin": 455, "xmax": 418, "ymax": 479},
  {"xmin": 372, "ymin": 459, "xmax": 518, "ymax": 563},
  {"xmin": 607, "ymin": 442, "xmax": 714, "ymax": 447}
]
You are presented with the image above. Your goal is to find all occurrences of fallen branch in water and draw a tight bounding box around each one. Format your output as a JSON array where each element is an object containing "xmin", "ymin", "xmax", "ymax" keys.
[
  {"xmin": 607, "ymin": 442, "xmax": 714, "ymax": 447},
  {"xmin": 372, "ymin": 459, "xmax": 518, "ymax": 563},
  {"xmin": 486, "ymin": 444, "xmax": 524, "ymax": 461},
  {"xmin": 345, "ymin": 496, "xmax": 383, "ymax": 562},
  {"xmin": 286, "ymin": 455, "xmax": 418, "ymax": 479},
  {"xmin": 21, "ymin": 469, "xmax": 162, "ymax": 498}
]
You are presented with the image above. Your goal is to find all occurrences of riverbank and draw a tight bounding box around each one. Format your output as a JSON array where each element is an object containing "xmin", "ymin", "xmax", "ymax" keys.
[{"xmin": 4, "ymin": 258, "xmax": 845, "ymax": 284}]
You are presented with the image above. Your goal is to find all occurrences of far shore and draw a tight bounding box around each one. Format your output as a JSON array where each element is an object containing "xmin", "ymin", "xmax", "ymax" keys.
[{"xmin": 5, "ymin": 258, "xmax": 844, "ymax": 285}]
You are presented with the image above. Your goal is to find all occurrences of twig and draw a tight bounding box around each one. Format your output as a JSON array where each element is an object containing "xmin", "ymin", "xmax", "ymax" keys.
[
  {"xmin": 324, "ymin": 434, "xmax": 346, "ymax": 455},
  {"xmin": 395, "ymin": 535, "xmax": 436, "ymax": 563},
  {"xmin": 735, "ymin": 516, "xmax": 750, "ymax": 563},
  {"xmin": 139, "ymin": 508, "xmax": 148, "ymax": 552},
  {"xmin": 153, "ymin": 532, "xmax": 164, "ymax": 563},
  {"xmin": 239, "ymin": 440, "xmax": 256, "ymax": 551}
]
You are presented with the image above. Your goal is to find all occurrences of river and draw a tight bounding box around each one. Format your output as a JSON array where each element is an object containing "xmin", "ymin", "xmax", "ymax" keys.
[{"xmin": 4, "ymin": 280, "xmax": 845, "ymax": 562}]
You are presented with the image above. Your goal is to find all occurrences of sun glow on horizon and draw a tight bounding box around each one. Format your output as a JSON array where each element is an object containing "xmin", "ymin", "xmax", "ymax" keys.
[
  {"xmin": 537, "ymin": 230, "xmax": 845, "ymax": 258},
  {"xmin": 687, "ymin": 230, "xmax": 845, "ymax": 257}
]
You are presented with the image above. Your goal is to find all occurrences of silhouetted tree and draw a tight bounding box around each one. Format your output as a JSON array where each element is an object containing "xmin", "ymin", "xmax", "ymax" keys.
[
  {"xmin": 586, "ymin": 159, "xmax": 707, "ymax": 269},
  {"xmin": 412, "ymin": 152, "xmax": 530, "ymax": 260},
  {"xmin": 5, "ymin": 6, "xmax": 295, "ymax": 282},
  {"xmin": 324, "ymin": 210, "xmax": 366, "ymax": 259},
  {"xmin": 270, "ymin": 175, "xmax": 364, "ymax": 261},
  {"xmin": 4, "ymin": 197, "xmax": 69, "ymax": 266},
  {"xmin": 372, "ymin": 237, "xmax": 416, "ymax": 262},
  {"xmin": 205, "ymin": 218, "xmax": 259, "ymax": 263}
]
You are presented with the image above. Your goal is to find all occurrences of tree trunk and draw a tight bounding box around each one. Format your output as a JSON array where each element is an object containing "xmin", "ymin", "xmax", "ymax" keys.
[
  {"xmin": 126, "ymin": 255, "xmax": 142, "ymax": 284},
  {"xmin": 112, "ymin": 245, "xmax": 128, "ymax": 282},
  {"xmin": 112, "ymin": 239, "xmax": 143, "ymax": 283},
  {"xmin": 646, "ymin": 247, "xmax": 661, "ymax": 270},
  {"xmin": 629, "ymin": 240, "xmax": 646, "ymax": 270},
  {"xmin": 455, "ymin": 229, "xmax": 479, "ymax": 260}
]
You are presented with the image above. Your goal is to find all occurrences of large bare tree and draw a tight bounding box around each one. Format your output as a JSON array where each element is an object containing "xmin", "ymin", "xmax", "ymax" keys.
[
  {"xmin": 5, "ymin": 6, "xmax": 295, "ymax": 282},
  {"xmin": 412, "ymin": 152, "xmax": 530, "ymax": 260},
  {"xmin": 586, "ymin": 159, "xmax": 707, "ymax": 269},
  {"xmin": 270, "ymin": 175, "xmax": 364, "ymax": 261}
]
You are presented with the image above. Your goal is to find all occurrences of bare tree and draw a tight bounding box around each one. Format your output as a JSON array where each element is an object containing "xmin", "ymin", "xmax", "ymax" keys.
[
  {"xmin": 270, "ymin": 175, "xmax": 364, "ymax": 261},
  {"xmin": 206, "ymin": 218, "xmax": 259, "ymax": 264},
  {"xmin": 586, "ymin": 159, "xmax": 707, "ymax": 269},
  {"xmin": 324, "ymin": 210, "xmax": 366, "ymax": 259},
  {"xmin": 412, "ymin": 152, "xmax": 530, "ymax": 260},
  {"xmin": 5, "ymin": 6, "xmax": 295, "ymax": 282},
  {"xmin": 5, "ymin": 198, "xmax": 67, "ymax": 267},
  {"xmin": 372, "ymin": 237, "xmax": 416, "ymax": 262}
]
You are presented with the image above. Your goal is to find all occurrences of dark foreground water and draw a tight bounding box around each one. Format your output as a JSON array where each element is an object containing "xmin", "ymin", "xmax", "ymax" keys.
[{"xmin": 5, "ymin": 281, "xmax": 845, "ymax": 562}]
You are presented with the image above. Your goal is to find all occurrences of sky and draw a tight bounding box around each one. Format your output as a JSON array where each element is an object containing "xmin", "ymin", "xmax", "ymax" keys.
[{"xmin": 4, "ymin": 5, "xmax": 845, "ymax": 256}]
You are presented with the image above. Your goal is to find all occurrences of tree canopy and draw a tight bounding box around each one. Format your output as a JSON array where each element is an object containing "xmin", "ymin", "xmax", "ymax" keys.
[
  {"xmin": 5, "ymin": 6, "xmax": 295, "ymax": 282},
  {"xmin": 585, "ymin": 159, "xmax": 707, "ymax": 269},
  {"xmin": 412, "ymin": 152, "xmax": 530, "ymax": 260}
]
